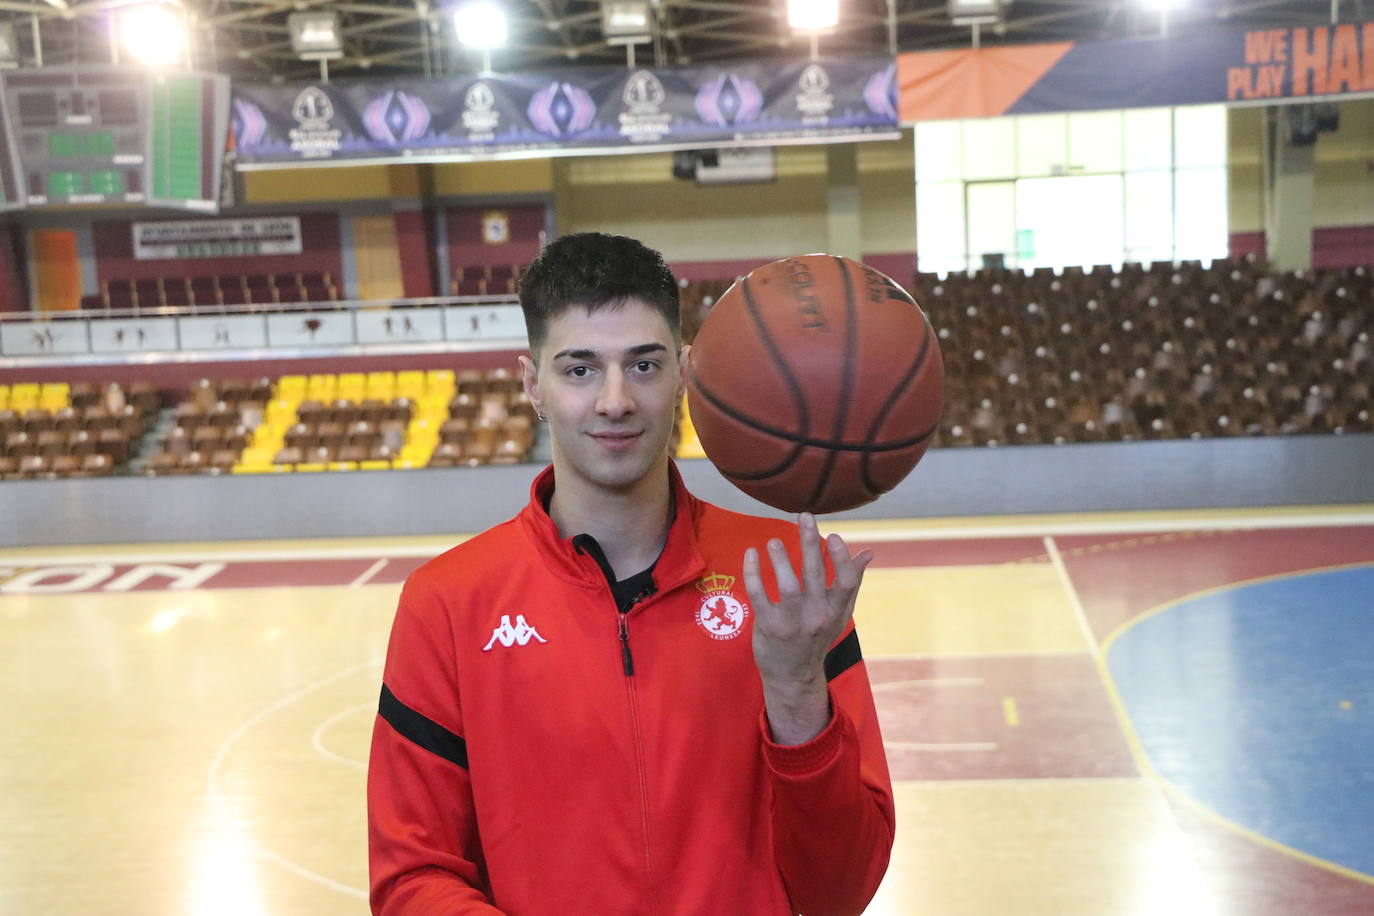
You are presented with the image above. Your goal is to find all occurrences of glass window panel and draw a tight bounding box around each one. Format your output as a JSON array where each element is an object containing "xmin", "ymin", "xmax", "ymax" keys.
[
  {"xmin": 1068, "ymin": 110, "xmax": 1123, "ymax": 173},
  {"xmin": 915, "ymin": 121, "xmax": 962, "ymax": 182},
  {"xmin": 1175, "ymin": 167, "xmax": 1229, "ymax": 261},
  {"xmin": 1016, "ymin": 174, "xmax": 1124, "ymax": 270},
  {"xmin": 961, "ymin": 118, "xmax": 1016, "ymax": 180},
  {"xmin": 1016, "ymin": 114, "xmax": 1067, "ymax": 178},
  {"xmin": 966, "ymin": 181, "xmax": 1017, "ymax": 268},
  {"xmin": 1174, "ymin": 104, "xmax": 1227, "ymax": 169},
  {"xmin": 1124, "ymin": 108, "xmax": 1172, "ymax": 171},
  {"xmin": 916, "ymin": 180, "xmax": 967, "ymax": 262},
  {"xmin": 1125, "ymin": 170, "xmax": 1173, "ymax": 256}
]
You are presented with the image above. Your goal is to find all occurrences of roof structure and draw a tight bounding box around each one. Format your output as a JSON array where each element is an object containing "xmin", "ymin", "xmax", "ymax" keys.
[{"xmin": 0, "ymin": 0, "xmax": 1356, "ymax": 83}]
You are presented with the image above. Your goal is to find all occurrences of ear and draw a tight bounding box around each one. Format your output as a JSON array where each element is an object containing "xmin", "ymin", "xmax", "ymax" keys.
[
  {"xmin": 677, "ymin": 344, "xmax": 692, "ymax": 393},
  {"xmin": 519, "ymin": 354, "xmax": 541, "ymax": 414}
]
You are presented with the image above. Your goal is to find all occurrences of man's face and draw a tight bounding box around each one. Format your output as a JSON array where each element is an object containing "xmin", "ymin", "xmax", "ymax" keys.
[{"xmin": 521, "ymin": 298, "xmax": 688, "ymax": 494}]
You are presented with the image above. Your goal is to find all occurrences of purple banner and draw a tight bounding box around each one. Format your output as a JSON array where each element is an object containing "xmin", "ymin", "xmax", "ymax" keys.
[{"xmin": 231, "ymin": 57, "xmax": 898, "ymax": 167}]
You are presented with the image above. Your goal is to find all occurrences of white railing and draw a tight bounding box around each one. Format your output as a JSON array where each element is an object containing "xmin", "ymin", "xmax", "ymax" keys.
[{"xmin": 0, "ymin": 296, "xmax": 528, "ymax": 361}]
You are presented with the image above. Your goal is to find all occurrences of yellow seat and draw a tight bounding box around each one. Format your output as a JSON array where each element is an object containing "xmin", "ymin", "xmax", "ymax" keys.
[
  {"xmin": 277, "ymin": 375, "xmax": 307, "ymax": 396},
  {"xmin": 426, "ymin": 369, "xmax": 456, "ymax": 391},
  {"xmin": 0, "ymin": 385, "xmax": 10, "ymax": 409},
  {"xmin": 360, "ymin": 460, "xmax": 392, "ymax": 471},
  {"xmin": 396, "ymin": 370, "xmax": 426, "ymax": 399},
  {"xmin": 39, "ymin": 383, "xmax": 70, "ymax": 410},
  {"xmin": 240, "ymin": 446, "xmax": 275, "ymax": 466},
  {"xmin": 328, "ymin": 461, "xmax": 359, "ymax": 472},
  {"xmin": 295, "ymin": 463, "xmax": 327, "ymax": 473},
  {"xmin": 391, "ymin": 458, "xmax": 419, "ymax": 470},
  {"xmin": 9, "ymin": 383, "xmax": 40, "ymax": 411}
]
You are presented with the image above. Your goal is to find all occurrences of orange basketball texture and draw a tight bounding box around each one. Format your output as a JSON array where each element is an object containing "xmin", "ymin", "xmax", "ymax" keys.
[{"xmin": 685, "ymin": 255, "xmax": 943, "ymax": 514}]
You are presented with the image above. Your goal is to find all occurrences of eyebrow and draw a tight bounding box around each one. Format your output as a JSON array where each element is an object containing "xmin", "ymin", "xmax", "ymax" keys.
[{"xmin": 551, "ymin": 343, "xmax": 668, "ymax": 362}]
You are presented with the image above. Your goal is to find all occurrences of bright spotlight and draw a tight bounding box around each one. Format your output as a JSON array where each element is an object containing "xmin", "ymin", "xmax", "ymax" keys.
[
  {"xmin": 120, "ymin": 3, "xmax": 186, "ymax": 67},
  {"xmin": 788, "ymin": 0, "xmax": 838, "ymax": 30},
  {"xmin": 1140, "ymin": 0, "xmax": 1184, "ymax": 8},
  {"xmin": 453, "ymin": 0, "xmax": 508, "ymax": 49}
]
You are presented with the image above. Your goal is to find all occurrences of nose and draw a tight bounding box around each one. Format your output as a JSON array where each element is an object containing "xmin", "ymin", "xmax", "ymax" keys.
[{"xmin": 596, "ymin": 367, "xmax": 635, "ymax": 419}]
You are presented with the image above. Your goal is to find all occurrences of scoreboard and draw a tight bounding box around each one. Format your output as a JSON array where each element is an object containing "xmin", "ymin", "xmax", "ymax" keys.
[{"xmin": 0, "ymin": 68, "xmax": 230, "ymax": 213}]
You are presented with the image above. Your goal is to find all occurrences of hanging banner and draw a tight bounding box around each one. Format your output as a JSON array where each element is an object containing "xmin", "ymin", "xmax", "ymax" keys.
[
  {"xmin": 899, "ymin": 22, "xmax": 1374, "ymax": 122},
  {"xmin": 230, "ymin": 57, "xmax": 898, "ymax": 167}
]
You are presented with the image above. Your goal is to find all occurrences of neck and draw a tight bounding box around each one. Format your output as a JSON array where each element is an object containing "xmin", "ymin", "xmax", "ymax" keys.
[{"xmin": 548, "ymin": 457, "xmax": 674, "ymax": 580}]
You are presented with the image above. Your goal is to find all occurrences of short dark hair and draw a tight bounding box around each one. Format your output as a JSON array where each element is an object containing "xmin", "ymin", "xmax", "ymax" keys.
[{"xmin": 518, "ymin": 232, "xmax": 681, "ymax": 357}]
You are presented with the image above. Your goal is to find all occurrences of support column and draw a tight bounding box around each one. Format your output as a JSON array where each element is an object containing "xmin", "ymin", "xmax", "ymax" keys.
[
  {"xmin": 1263, "ymin": 105, "xmax": 1316, "ymax": 272},
  {"xmin": 825, "ymin": 143, "xmax": 862, "ymax": 261}
]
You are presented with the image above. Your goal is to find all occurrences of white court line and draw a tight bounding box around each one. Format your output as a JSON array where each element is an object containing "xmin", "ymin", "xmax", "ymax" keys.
[
  {"xmin": 209, "ymin": 658, "xmax": 383, "ymax": 901},
  {"xmin": 1044, "ymin": 535, "xmax": 1219, "ymax": 913},
  {"xmin": 4, "ymin": 506, "xmax": 1373, "ymax": 566},
  {"xmin": 350, "ymin": 559, "xmax": 389, "ymax": 589},
  {"xmin": 311, "ymin": 702, "xmax": 374, "ymax": 770},
  {"xmin": 873, "ymin": 677, "xmax": 985, "ymax": 692},
  {"xmin": 885, "ymin": 740, "xmax": 998, "ymax": 752}
]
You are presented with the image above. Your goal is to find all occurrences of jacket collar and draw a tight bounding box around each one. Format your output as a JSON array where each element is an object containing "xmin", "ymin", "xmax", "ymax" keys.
[{"xmin": 518, "ymin": 460, "xmax": 707, "ymax": 593}]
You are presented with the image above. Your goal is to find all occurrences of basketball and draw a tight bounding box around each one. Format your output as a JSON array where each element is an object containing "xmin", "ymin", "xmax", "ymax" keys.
[{"xmin": 685, "ymin": 254, "xmax": 944, "ymax": 514}]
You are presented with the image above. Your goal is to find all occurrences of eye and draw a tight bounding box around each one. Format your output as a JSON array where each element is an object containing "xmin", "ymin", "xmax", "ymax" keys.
[
  {"xmin": 633, "ymin": 360, "xmax": 658, "ymax": 374},
  {"xmin": 566, "ymin": 365, "xmax": 593, "ymax": 378}
]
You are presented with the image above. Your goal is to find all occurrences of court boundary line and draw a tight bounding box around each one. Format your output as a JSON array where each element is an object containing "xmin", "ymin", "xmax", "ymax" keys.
[
  {"xmin": 209, "ymin": 658, "xmax": 383, "ymax": 902},
  {"xmin": 1095, "ymin": 561, "xmax": 1374, "ymax": 888},
  {"xmin": 312, "ymin": 702, "xmax": 373, "ymax": 770},
  {"xmin": 5, "ymin": 506, "xmax": 1374, "ymax": 566},
  {"xmin": 1044, "ymin": 535, "xmax": 1219, "ymax": 910}
]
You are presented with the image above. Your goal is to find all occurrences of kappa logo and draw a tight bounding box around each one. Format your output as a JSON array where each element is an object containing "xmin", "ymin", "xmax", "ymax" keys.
[
  {"xmin": 483, "ymin": 614, "xmax": 548, "ymax": 650},
  {"xmin": 695, "ymin": 572, "xmax": 750, "ymax": 641}
]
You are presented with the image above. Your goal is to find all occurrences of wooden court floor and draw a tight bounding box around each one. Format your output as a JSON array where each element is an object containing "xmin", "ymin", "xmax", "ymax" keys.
[{"xmin": 3, "ymin": 504, "xmax": 1373, "ymax": 915}]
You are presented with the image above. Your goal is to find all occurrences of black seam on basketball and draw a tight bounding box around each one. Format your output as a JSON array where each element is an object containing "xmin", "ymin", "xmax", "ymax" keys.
[
  {"xmin": 860, "ymin": 314, "xmax": 936, "ymax": 494},
  {"xmin": 686, "ymin": 360, "xmax": 807, "ymax": 480},
  {"xmin": 690, "ymin": 369, "xmax": 939, "ymax": 453},
  {"xmin": 741, "ymin": 272, "xmax": 812, "ymax": 440},
  {"xmin": 805, "ymin": 257, "xmax": 858, "ymax": 512}
]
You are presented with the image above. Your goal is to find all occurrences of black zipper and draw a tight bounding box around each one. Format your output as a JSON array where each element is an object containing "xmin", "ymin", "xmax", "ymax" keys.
[{"xmin": 618, "ymin": 613, "xmax": 635, "ymax": 676}]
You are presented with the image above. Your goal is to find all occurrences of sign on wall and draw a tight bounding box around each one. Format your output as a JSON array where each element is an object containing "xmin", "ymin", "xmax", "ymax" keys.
[
  {"xmin": 899, "ymin": 21, "xmax": 1374, "ymax": 122},
  {"xmin": 132, "ymin": 216, "xmax": 303, "ymax": 260},
  {"xmin": 231, "ymin": 57, "xmax": 899, "ymax": 167}
]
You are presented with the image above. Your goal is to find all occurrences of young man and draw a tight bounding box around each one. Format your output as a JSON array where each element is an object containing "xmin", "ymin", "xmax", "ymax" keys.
[{"xmin": 368, "ymin": 233, "xmax": 894, "ymax": 915}]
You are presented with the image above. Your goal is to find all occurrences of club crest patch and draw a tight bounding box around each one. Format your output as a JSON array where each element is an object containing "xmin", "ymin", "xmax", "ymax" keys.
[{"xmin": 695, "ymin": 572, "xmax": 750, "ymax": 640}]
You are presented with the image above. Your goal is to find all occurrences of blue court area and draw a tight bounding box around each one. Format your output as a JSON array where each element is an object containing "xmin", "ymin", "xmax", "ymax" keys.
[{"xmin": 1106, "ymin": 564, "xmax": 1374, "ymax": 879}]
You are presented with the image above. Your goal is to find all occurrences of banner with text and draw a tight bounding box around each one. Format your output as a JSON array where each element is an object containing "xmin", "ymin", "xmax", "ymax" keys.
[
  {"xmin": 230, "ymin": 57, "xmax": 898, "ymax": 167},
  {"xmin": 899, "ymin": 22, "xmax": 1374, "ymax": 121},
  {"xmin": 133, "ymin": 217, "xmax": 303, "ymax": 259}
]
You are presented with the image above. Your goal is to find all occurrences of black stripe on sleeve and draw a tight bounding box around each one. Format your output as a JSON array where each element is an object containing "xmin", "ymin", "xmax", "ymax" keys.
[
  {"xmin": 379, "ymin": 683, "xmax": 469, "ymax": 770},
  {"xmin": 824, "ymin": 629, "xmax": 863, "ymax": 682}
]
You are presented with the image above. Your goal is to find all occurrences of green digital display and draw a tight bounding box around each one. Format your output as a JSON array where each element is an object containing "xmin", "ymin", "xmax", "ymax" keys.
[{"xmin": 150, "ymin": 76, "xmax": 204, "ymax": 202}]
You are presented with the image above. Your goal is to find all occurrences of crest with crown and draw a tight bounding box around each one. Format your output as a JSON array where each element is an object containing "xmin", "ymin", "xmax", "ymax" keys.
[{"xmin": 696, "ymin": 572, "xmax": 735, "ymax": 595}]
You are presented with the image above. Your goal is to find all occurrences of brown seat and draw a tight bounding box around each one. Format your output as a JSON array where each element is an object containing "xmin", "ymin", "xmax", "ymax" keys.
[
  {"xmin": 210, "ymin": 449, "xmax": 240, "ymax": 472},
  {"xmin": 173, "ymin": 402, "xmax": 208, "ymax": 430},
  {"xmin": 52, "ymin": 407, "xmax": 82, "ymax": 433},
  {"xmin": 429, "ymin": 443, "xmax": 464, "ymax": 467},
  {"xmin": 23, "ymin": 409, "xmax": 55, "ymax": 433},
  {"xmin": 274, "ymin": 446, "xmax": 304, "ymax": 466},
  {"xmin": 79, "ymin": 454, "xmax": 113, "ymax": 477},
  {"xmin": 224, "ymin": 425, "xmax": 252, "ymax": 451},
  {"xmin": 296, "ymin": 400, "xmax": 329, "ymax": 426},
  {"xmin": 181, "ymin": 451, "xmax": 209, "ymax": 474},
  {"xmin": 337, "ymin": 445, "xmax": 369, "ymax": 463},
  {"xmin": 0, "ymin": 455, "xmax": 16, "ymax": 477},
  {"xmin": 36, "ymin": 430, "xmax": 67, "ymax": 457},
  {"xmin": 96, "ymin": 429, "xmax": 128, "ymax": 464},
  {"xmin": 317, "ymin": 422, "xmax": 347, "ymax": 450},
  {"xmin": 144, "ymin": 452, "xmax": 181, "ymax": 476},
  {"xmin": 440, "ymin": 418, "xmax": 471, "ymax": 444},
  {"xmin": 5, "ymin": 432, "xmax": 36, "ymax": 458},
  {"xmin": 70, "ymin": 382, "xmax": 101, "ymax": 409},
  {"xmin": 284, "ymin": 423, "xmax": 317, "ymax": 450},
  {"xmin": 193, "ymin": 427, "xmax": 226, "ymax": 451},
  {"xmin": 67, "ymin": 430, "xmax": 96, "ymax": 456},
  {"xmin": 17, "ymin": 454, "xmax": 52, "ymax": 478},
  {"xmin": 302, "ymin": 445, "xmax": 334, "ymax": 464},
  {"xmin": 332, "ymin": 400, "xmax": 361, "ymax": 425},
  {"xmin": 207, "ymin": 403, "xmax": 239, "ymax": 429},
  {"xmin": 50, "ymin": 454, "xmax": 81, "ymax": 477},
  {"xmin": 347, "ymin": 421, "xmax": 380, "ymax": 447}
]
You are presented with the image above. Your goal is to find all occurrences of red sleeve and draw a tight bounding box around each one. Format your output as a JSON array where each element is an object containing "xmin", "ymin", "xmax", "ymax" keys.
[
  {"xmin": 367, "ymin": 587, "xmax": 507, "ymax": 915},
  {"xmin": 760, "ymin": 629, "xmax": 896, "ymax": 916}
]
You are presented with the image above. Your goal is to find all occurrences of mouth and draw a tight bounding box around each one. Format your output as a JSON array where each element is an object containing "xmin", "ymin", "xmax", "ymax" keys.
[{"xmin": 589, "ymin": 430, "xmax": 643, "ymax": 451}]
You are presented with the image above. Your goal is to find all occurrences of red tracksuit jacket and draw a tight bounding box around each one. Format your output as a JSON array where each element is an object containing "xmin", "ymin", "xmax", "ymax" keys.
[{"xmin": 368, "ymin": 462, "xmax": 895, "ymax": 915}]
